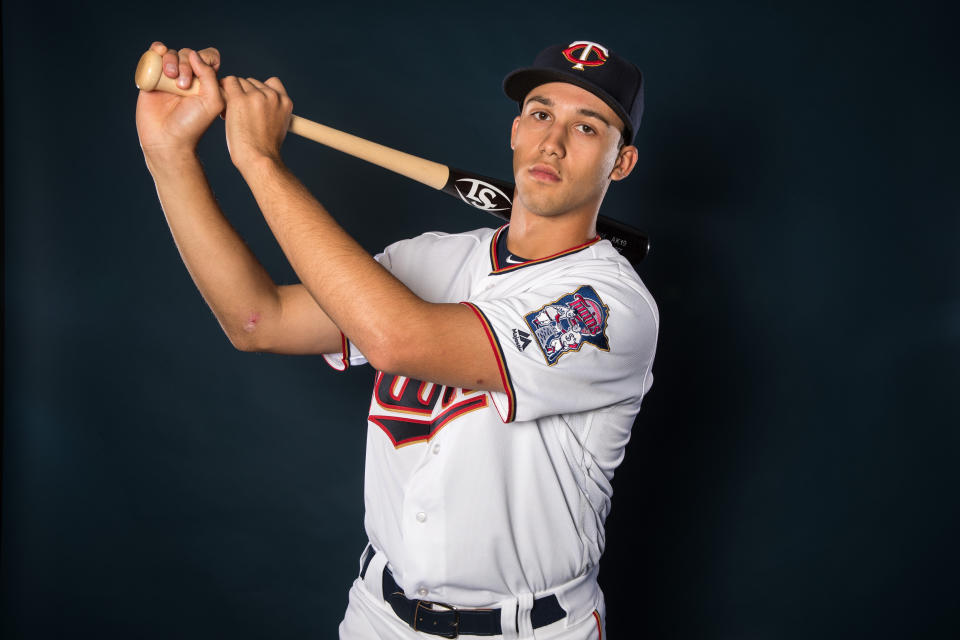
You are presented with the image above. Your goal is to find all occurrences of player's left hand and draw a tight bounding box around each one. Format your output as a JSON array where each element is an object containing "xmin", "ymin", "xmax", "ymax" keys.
[{"xmin": 220, "ymin": 75, "xmax": 293, "ymax": 170}]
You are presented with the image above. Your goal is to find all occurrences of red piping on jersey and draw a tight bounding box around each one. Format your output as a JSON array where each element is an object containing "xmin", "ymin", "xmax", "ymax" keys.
[
  {"xmin": 593, "ymin": 610, "xmax": 602, "ymax": 639},
  {"xmin": 323, "ymin": 331, "xmax": 351, "ymax": 372},
  {"xmin": 488, "ymin": 225, "xmax": 602, "ymax": 274},
  {"xmin": 460, "ymin": 302, "xmax": 516, "ymax": 423},
  {"xmin": 340, "ymin": 332, "xmax": 350, "ymax": 370}
]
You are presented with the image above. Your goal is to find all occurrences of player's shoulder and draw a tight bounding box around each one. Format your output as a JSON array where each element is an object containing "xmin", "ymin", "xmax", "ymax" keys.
[
  {"xmin": 376, "ymin": 227, "xmax": 495, "ymax": 269},
  {"xmin": 379, "ymin": 227, "xmax": 494, "ymax": 256},
  {"xmin": 557, "ymin": 240, "xmax": 659, "ymax": 327}
]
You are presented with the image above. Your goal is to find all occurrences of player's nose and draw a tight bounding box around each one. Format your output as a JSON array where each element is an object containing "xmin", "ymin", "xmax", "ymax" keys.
[{"xmin": 537, "ymin": 125, "xmax": 566, "ymax": 158}]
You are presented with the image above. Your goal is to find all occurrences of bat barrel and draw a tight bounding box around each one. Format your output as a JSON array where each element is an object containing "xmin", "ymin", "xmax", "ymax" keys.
[{"xmin": 596, "ymin": 215, "xmax": 650, "ymax": 264}]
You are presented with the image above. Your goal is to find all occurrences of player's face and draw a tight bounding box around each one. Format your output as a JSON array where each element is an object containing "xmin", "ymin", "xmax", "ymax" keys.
[{"xmin": 510, "ymin": 82, "xmax": 637, "ymax": 221}]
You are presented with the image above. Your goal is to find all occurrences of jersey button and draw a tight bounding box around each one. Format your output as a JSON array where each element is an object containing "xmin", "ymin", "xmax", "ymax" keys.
[
  {"xmin": 417, "ymin": 587, "xmax": 428, "ymax": 598},
  {"xmin": 416, "ymin": 511, "xmax": 427, "ymax": 523},
  {"xmin": 432, "ymin": 443, "xmax": 441, "ymax": 455}
]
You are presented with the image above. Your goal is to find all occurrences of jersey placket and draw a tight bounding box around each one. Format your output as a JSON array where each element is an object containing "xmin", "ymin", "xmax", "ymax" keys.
[{"xmin": 398, "ymin": 426, "xmax": 449, "ymax": 599}]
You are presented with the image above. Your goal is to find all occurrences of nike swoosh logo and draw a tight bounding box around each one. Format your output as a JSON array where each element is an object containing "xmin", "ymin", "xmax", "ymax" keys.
[{"xmin": 505, "ymin": 256, "xmax": 524, "ymax": 264}]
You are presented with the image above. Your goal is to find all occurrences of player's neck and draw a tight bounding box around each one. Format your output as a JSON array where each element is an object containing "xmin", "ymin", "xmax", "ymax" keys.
[{"xmin": 506, "ymin": 207, "xmax": 598, "ymax": 260}]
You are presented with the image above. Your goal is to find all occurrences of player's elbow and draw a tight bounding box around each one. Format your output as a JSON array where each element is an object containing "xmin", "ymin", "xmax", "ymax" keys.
[
  {"xmin": 360, "ymin": 331, "xmax": 402, "ymax": 374},
  {"xmin": 227, "ymin": 331, "xmax": 257, "ymax": 352},
  {"xmin": 360, "ymin": 315, "xmax": 429, "ymax": 376},
  {"xmin": 223, "ymin": 312, "xmax": 270, "ymax": 353},
  {"xmin": 225, "ymin": 327, "xmax": 258, "ymax": 352}
]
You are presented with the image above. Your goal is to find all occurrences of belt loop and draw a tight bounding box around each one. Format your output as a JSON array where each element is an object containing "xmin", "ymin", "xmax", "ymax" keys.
[
  {"xmin": 516, "ymin": 592, "xmax": 535, "ymax": 638},
  {"xmin": 359, "ymin": 546, "xmax": 388, "ymax": 603},
  {"xmin": 359, "ymin": 543, "xmax": 374, "ymax": 579},
  {"xmin": 499, "ymin": 598, "xmax": 519, "ymax": 640}
]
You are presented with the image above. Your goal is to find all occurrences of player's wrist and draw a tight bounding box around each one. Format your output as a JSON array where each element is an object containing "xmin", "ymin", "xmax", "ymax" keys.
[
  {"xmin": 142, "ymin": 144, "xmax": 202, "ymax": 176},
  {"xmin": 234, "ymin": 151, "xmax": 285, "ymax": 181}
]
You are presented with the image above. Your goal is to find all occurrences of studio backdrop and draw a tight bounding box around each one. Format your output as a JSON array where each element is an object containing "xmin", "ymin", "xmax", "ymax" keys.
[{"xmin": 3, "ymin": 1, "xmax": 957, "ymax": 638}]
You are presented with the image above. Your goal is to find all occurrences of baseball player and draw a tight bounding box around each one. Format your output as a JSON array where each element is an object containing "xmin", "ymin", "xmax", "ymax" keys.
[{"xmin": 136, "ymin": 39, "xmax": 657, "ymax": 639}]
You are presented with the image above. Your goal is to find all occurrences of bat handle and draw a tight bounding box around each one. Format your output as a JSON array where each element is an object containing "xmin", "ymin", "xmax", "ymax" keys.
[{"xmin": 135, "ymin": 49, "xmax": 201, "ymax": 96}]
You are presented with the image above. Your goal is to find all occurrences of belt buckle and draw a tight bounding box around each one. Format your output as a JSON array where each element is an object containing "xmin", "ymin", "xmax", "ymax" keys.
[{"xmin": 413, "ymin": 599, "xmax": 460, "ymax": 639}]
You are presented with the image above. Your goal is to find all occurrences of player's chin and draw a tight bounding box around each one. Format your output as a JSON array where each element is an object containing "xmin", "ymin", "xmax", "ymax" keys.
[
  {"xmin": 527, "ymin": 205, "xmax": 578, "ymax": 222},
  {"xmin": 517, "ymin": 192, "xmax": 566, "ymax": 218},
  {"xmin": 517, "ymin": 184, "xmax": 567, "ymax": 213}
]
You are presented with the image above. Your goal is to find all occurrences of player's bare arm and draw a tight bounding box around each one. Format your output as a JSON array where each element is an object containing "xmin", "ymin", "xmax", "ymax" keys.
[
  {"xmin": 137, "ymin": 43, "xmax": 343, "ymax": 355},
  {"xmin": 218, "ymin": 74, "xmax": 506, "ymax": 392}
]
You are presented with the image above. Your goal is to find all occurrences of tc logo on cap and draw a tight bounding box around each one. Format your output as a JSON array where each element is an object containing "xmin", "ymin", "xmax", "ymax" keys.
[{"xmin": 562, "ymin": 41, "xmax": 609, "ymax": 71}]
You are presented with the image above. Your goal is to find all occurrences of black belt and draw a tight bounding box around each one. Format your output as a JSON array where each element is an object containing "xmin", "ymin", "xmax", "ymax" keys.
[{"xmin": 360, "ymin": 547, "xmax": 567, "ymax": 638}]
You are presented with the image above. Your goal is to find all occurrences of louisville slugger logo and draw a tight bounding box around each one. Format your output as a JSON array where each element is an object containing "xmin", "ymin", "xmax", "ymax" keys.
[
  {"xmin": 454, "ymin": 178, "xmax": 512, "ymax": 212},
  {"xmin": 562, "ymin": 41, "xmax": 609, "ymax": 70}
]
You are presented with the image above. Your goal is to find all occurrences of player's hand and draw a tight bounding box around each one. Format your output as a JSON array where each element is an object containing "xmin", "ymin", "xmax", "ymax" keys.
[
  {"xmin": 220, "ymin": 75, "xmax": 294, "ymax": 171},
  {"xmin": 135, "ymin": 42, "xmax": 225, "ymax": 157}
]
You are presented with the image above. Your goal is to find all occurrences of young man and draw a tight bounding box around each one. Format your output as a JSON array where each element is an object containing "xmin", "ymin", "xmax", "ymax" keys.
[{"xmin": 137, "ymin": 40, "xmax": 658, "ymax": 639}]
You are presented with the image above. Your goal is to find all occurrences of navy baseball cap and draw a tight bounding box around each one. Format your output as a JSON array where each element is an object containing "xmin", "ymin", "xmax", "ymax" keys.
[{"xmin": 503, "ymin": 41, "xmax": 644, "ymax": 144}]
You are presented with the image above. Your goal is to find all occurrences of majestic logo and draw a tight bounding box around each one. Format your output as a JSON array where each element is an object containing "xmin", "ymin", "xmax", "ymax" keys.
[
  {"xmin": 562, "ymin": 41, "xmax": 609, "ymax": 71},
  {"xmin": 512, "ymin": 329, "xmax": 532, "ymax": 352},
  {"xmin": 369, "ymin": 372, "xmax": 487, "ymax": 447},
  {"xmin": 454, "ymin": 178, "xmax": 512, "ymax": 212},
  {"xmin": 524, "ymin": 285, "xmax": 610, "ymax": 365}
]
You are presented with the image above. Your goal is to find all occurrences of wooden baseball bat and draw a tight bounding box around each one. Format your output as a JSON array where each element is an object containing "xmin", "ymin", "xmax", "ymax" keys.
[{"xmin": 135, "ymin": 50, "xmax": 650, "ymax": 264}]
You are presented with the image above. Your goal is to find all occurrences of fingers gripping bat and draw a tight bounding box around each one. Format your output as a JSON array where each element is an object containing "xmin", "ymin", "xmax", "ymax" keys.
[{"xmin": 135, "ymin": 50, "xmax": 650, "ymax": 264}]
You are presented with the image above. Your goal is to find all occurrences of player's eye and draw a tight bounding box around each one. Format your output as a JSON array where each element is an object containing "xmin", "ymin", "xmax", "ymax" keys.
[
  {"xmin": 531, "ymin": 111, "xmax": 550, "ymax": 121},
  {"xmin": 576, "ymin": 123, "xmax": 596, "ymax": 135}
]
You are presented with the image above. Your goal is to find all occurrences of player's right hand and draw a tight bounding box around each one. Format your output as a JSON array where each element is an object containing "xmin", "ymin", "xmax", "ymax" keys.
[{"xmin": 136, "ymin": 42, "xmax": 225, "ymax": 157}]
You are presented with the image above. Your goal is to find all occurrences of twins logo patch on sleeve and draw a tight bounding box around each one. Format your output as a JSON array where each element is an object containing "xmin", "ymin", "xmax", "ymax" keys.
[{"xmin": 523, "ymin": 285, "xmax": 611, "ymax": 365}]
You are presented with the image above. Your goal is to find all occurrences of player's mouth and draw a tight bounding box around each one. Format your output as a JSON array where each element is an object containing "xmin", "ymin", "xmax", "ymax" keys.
[{"xmin": 528, "ymin": 164, "xmax": 561, "ymax": 183}]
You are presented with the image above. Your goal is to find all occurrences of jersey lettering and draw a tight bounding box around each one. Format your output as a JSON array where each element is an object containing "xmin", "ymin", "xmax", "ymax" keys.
[
  {"xmin": 370, "ymin": 372, "xmax": 487, "ymax": 447},
  {"xmin": 378, "ymin": 375, "xmax": 440, "ymax": 416}
]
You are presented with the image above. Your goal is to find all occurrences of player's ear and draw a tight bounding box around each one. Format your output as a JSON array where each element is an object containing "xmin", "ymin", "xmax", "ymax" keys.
[
  {"xmin": 510, "ymin": 116, "xmax": 520, "ymax": 150},
  {"xmin": 609, "ymin": 144, "xmax": 638, "ymax": 181}
]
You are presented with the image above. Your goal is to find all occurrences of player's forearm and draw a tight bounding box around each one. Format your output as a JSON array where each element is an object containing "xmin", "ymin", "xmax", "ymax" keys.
[
  {"xmin": 236, "ymin": 158, "xmax": 503, "ymax": 389},
  {"xmin": 236, "ymin": 156, "xmax": 429, "ymax": 365},
  {"xmin": 144, "ymin": 148, "xmax": 284, "ymax": 349}
]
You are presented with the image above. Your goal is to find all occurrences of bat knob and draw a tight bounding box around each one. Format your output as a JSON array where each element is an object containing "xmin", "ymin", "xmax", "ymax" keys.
[
  {"xmin": 135, "ymin": 50, "xmax": 163, "ymax": 91},
  {"xmin": 134, "ymin": 49, "xmax": 200, "ymax": 96}
]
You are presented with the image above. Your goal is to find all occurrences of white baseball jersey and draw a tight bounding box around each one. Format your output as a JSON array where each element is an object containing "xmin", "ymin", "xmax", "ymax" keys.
[{"xmin": 325, "ymin": 225, "xmax": 658, "ymax": 624}]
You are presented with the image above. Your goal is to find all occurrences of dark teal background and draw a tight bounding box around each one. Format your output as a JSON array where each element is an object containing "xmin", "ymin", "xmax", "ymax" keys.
[{"xmin": 3, "ymin": 0, "xmax": 957, "ymax": 637}]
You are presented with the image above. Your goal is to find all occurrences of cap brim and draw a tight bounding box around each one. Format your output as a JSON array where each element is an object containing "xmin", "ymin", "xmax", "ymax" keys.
[{"xmin": 503, "ymin": 68, "xmax": 634, "ymax": 143}]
